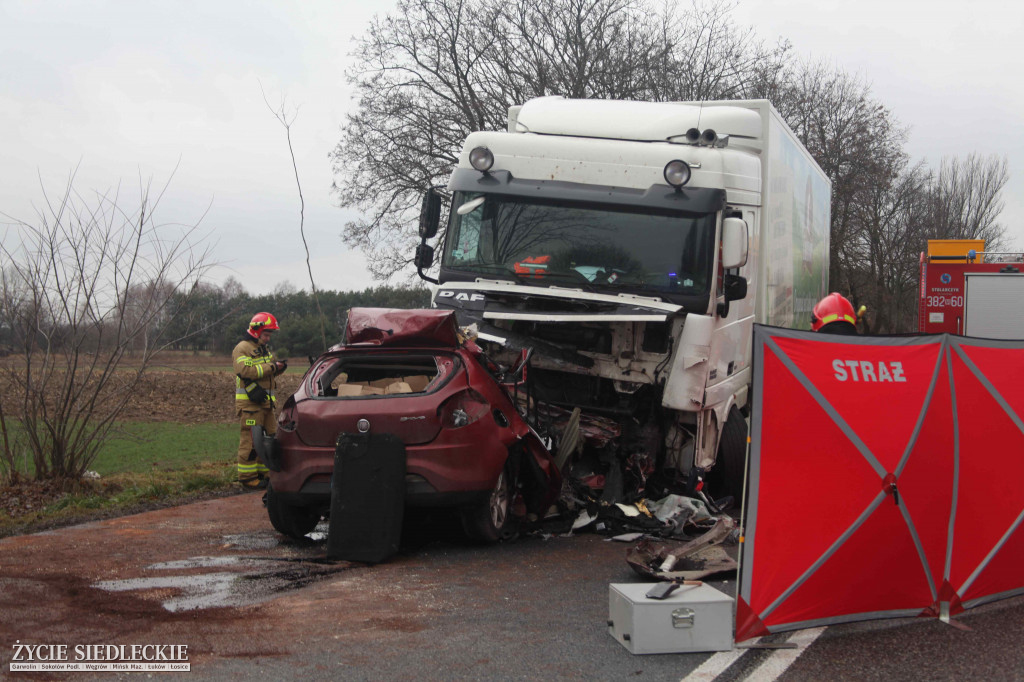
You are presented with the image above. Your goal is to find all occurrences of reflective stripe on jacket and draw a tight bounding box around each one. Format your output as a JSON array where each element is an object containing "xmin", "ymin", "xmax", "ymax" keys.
[{"xmin": 232, "ymin": 336, "xmax": 278, "ymax": 411}]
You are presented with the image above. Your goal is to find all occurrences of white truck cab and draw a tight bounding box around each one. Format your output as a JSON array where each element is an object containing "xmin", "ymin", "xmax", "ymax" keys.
[{"xmin": 415, "ymin": 97, "xmax": 830, "ymax": 498}]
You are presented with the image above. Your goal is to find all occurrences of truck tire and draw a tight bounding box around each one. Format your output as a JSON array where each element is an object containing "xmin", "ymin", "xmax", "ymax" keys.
[
  {"xmin": 266, "ymin": 483, "xmax": 321, "ymax": 539},
  {"xmin": 708, "ymin": 405, "xmax": 748, "ymax": 504}
]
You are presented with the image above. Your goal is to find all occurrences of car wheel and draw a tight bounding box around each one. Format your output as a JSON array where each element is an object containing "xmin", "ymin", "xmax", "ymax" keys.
[
  {"xmin": 265, "ymin": 482, "xmax": 321, "ymax": 539},
  {"xmin": 461, "ymin": 465, "xmax": 516, "ymax": 544},
  {"xmin": 707, "ymin": 405, "xmax": 748, "ymax": 504}
]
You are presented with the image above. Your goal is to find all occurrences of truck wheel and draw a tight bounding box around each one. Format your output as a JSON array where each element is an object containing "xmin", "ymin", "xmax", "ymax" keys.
[
  {"xmin": 708, "ymin": 405, "xmax": 748, "ymax": 504},
  {"xmin": 266, "ymin": 483, "xmax": 321, "ymax": 539},
  {"xmin": 461, "ymin": 463, "xmax": 516, "ymax": 544}
]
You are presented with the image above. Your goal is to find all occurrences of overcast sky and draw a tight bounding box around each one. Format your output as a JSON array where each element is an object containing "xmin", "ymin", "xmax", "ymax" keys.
[{"xmin": 2, "ymin": 0, "xmax": 1021, "ymax": 296}]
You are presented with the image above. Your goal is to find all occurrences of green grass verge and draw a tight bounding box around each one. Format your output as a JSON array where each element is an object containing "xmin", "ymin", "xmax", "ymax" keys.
[
  {"xmin": 1, "ymin": 421, "xmax": 238, "ymax": 478},
  {"xmin": 0, "ymin": 421, "xmax": 244, "ymax": 537},
  {"xmin": 0, "ymin": 461, "xmax": 239, "ymax": 538},
  {"xmin": 93, "ymin": 422, "xmax": 238, "ymax": 475}
]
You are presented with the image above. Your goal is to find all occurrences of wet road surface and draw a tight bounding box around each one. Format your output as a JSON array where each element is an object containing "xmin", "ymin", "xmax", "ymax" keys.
[
  {"xmin": 0, "ymin": 494, "xmax": 726, "ymax": 680},
  {"xmin": 2, "ymin": 494, "xmax": 1023, "ymax": 680}
]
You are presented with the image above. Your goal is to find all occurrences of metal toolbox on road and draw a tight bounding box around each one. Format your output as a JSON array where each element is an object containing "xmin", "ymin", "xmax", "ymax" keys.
[{"xmin": 608, "ymin": 583, "xmax": 734, "ymax": 654}]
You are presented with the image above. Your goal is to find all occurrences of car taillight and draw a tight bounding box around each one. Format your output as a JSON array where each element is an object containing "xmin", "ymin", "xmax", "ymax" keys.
[
  {"xmin": 278, "ymin": 396, "xmax": 298, "ymax": 432},
  {"xmin": 438, "ymin": 389, "xmax": 489, "ymax": 428}
]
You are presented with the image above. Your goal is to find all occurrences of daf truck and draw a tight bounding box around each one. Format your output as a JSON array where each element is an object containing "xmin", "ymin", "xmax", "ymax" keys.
[{"xmin": 414, "ymin": 97, "xmax": 830, "ymax": 498}]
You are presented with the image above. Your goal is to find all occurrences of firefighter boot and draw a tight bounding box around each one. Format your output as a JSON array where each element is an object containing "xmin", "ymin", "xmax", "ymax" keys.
[{"xmin": 239, "ymin": 449, "xmax": 268, "ymax": 491}]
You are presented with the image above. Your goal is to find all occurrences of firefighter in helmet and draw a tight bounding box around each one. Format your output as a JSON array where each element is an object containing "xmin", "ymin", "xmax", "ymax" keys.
[
  {"xmin": 811, "ymin": 293, "xmax": 858, "ymax": 335},
  {"xmin": 232, "ymin": 312, "xmax": 287, "ymax": 490}
]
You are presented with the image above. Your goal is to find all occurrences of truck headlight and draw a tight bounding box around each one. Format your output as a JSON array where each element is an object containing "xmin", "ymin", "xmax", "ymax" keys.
[
  {"xmin": 664, "ymin": 160, "xmax": 691, "ymax": 188},
  {"xmin": 469, "ymin": 146, "xmax": 494, "ymax": 172}
]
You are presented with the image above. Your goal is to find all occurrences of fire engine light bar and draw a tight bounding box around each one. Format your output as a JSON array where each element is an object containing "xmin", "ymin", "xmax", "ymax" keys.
[
  {"xmin": 664, "ymin": 160, "xmax": 691, "ymax": 188},
  {"xmin": 469, "ymin": 146, "xmax": 494, "ymax": 172}
]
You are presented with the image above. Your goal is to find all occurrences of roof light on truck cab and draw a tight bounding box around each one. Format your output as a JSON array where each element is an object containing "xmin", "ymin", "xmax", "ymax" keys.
[
  {"xmin": 663, "ymin": 160, "xmax": 691, "ymax": 188},
  {"xmin": 682, "ymin": 127, "xmax": 728, "ymax": 148},
  {"xmin": 469, "ymin": 146, "xmax": 494, "ymax": 173}
]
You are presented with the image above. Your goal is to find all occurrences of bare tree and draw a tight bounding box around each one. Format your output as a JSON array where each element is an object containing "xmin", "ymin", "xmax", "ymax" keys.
[
  {"xmin": 221, "ymin": 276, "xmax": 246, "ymax": 300},
  {"xmin": 848, "ymin": 159, "xmax": 932, "ymax": 332},
  {"xmin": 261, "ymin": 85, "xmax": 329, "ymax": 350},
  {"xmin": 330, "ymin": 0, "xmax": 787, "ymax": 277},
  {"xmin": 926, "ymin": 153, "xmax": 1009, "ymax": 249},
  {"xmin": 776, "ymin": 66, "xmax": 1010, "ymax": 331},
  {"xmin": 0, "ymin": 170, "xmax": 214, "ymax": 483},
  {"xmin": 645, "ymin": 0, "xmax": 790, "ymax": 102},
  {"xmin": 773, "ymin": 61, "xmax": 910, "ymax": 301}
]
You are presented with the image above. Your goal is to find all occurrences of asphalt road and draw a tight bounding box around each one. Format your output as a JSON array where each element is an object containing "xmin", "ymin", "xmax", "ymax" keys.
[{"xmin": 1, "ymin": 494, "xmax": 1022, "ymax": 681}]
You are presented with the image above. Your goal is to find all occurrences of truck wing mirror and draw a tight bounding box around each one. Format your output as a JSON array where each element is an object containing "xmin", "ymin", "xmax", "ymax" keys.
[
  {"xmin": 414, "ymin": 243, "xmax": 435, "ymax": 271},
  {"xmin": 724, "ymin": 273, "xmax": 747, "ymax": 302},
  {"xmin": 716, "ymin": 274, "xmax": 748, "ymax": 318},
  {"xmin": 721, "ymin": 217, "xmax": 748, "ymax": 269},
  {"xmin": 419, "ymin": 187, "xmax": 442, "ymax": 239}
]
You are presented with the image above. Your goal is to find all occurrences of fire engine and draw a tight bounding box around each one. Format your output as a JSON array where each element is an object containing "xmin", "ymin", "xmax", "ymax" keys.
[{"xmin": 919, "ymin": 239, "xmax": 1024, "ymax": 338}]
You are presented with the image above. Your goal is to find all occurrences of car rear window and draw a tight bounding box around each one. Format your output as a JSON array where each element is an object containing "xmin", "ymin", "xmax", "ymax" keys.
[{"xmin": 310, "ymin": 354, "xmax": 457, "ymax": 398}]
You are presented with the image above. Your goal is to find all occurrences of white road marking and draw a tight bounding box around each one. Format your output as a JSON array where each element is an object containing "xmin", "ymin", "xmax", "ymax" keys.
[
  {"xmin": 744, "ymin": 627, "xmax": 827, "ymax": 681},
  {"xmin": 682, "ymin": 638, "xmax": 760, "ymax": 682}
]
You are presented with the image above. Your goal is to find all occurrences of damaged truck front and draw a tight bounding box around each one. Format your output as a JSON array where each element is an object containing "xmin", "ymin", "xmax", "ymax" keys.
[{"xmin": 414, "ymin": 97, "xmax": 831, "ymax": 500}]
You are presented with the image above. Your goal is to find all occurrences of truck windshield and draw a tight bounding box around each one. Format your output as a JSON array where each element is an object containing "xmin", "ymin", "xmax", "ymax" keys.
[{"xmin": 441, "ymin": 193, "xmax": 715, "ymax": 296}]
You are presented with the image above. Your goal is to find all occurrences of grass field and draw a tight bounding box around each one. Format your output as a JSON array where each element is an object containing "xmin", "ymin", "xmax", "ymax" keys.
[
  {"xmin": 93, "ymin": 422, "xmax": 237, "ymax": 474},
  {"xmin": 1, "ymin": 421, "xmax": 237, "ymax": 478}
]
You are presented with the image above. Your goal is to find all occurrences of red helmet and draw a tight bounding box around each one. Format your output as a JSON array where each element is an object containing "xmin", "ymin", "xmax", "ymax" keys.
[
  {"xmin": 248, "ymin": 312, "xmax": 280, "ymax": 338},
  {"xmin": 811, "ymin": 293, "xmax": 856, "ymax": 332}
]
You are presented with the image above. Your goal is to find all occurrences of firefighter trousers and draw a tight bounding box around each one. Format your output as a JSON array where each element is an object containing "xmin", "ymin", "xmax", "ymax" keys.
[{"xmin": 237, "ymin": 406, "xmax": 275, "ymax": 483}]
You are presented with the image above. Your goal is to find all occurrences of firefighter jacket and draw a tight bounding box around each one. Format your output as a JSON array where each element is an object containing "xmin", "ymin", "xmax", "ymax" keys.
[{"xmin": 232, "ymin": 335, "xmax": 280, "ymax": 412}]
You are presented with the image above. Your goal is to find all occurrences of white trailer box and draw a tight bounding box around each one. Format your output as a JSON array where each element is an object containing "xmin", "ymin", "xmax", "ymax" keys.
[{"xmin": 608, "ymin": 583, "xmax": 735, "ymax": 654}]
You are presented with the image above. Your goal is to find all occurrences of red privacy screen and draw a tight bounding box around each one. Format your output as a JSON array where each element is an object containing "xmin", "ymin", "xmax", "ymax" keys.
[{"xmin": 737, "ymin": 327, "xmax": 1024, "ymax": 640}]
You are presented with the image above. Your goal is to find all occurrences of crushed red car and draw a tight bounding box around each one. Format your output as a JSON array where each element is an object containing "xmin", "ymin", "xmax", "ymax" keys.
[{"xmin": 260, "ymin": 308, "xmax": 561, "ymax": 543}]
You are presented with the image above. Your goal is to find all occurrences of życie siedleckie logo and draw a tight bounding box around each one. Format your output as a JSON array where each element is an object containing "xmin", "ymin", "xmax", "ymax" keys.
[{"xmin": 11, "ymin": 641, "xmax": 188, "ymax": 663}]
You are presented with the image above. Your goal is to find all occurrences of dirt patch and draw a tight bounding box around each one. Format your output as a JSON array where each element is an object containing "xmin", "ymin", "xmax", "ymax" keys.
[
  {"xmin": 101, "ymin": 370, "xmax": 303, "ymax": 424},
  {"xmin": 0, "ymin": 478, "xmax": 71, "ymax": 519},
  {"xmin": 0, "ymin": 353, "xmax": 303, "ymax": 425},
  {"xmin": 0, "ymin": 496, "xmax": 303, "ymax": 675}
]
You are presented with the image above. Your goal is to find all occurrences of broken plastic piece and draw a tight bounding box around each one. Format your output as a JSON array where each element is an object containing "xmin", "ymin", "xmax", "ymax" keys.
[
  {"xmin": 648, "ymin": 494, "xmax": 713, "ymax": 535},
  {"xmin": 572, "ymin": 510, "xmax": 597, "ymax": 530},
  {"xmin": 615, "ymin": 503, "xmax": 641, "ymax": 518},
  {"xmin": 627, "ymin": 516, "xmax": 738, "ymax": 580}
]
